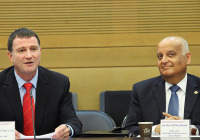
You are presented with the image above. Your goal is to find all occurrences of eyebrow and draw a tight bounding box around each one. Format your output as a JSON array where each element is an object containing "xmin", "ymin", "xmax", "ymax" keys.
[{"xmin": 167, "ymin": 50, "xmax": 176, "ymax": 54}]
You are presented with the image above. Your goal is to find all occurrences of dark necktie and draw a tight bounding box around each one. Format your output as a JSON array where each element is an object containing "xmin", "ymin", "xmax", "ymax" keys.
[
  {"xmin": 168, "ymin": 85, "xmax": 180, "ymax": 116},
  {"xmin": 23, "ymin": 83, "xmax": 34, "ymax": 136}
]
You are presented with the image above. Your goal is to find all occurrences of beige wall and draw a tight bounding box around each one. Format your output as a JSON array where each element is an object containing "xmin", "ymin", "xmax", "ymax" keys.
[{"xmin": 0, "ymin": 0, "xmax": 200, "ymax": 110}]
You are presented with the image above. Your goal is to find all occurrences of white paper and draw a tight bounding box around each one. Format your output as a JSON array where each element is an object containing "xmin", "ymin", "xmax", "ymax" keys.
[
  {"xmin": 161, "ymin": 120, "xmax": 190, "ymax": 137},
  {"xmin": 20, "ymin": 132, "xmax": 56, "ymax": 139},
  {"xmin": 0, "ymin": 121, "xmax": 15, "ymax": 140}
]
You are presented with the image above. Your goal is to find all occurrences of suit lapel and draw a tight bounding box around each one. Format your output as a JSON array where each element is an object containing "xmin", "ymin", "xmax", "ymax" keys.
[
  {"xmin": 152, "ymin": 76, "xmax": 166, "ymax": 119},
  {"xmin": 3, "ymin": 68, "xmax": 24, "ymax": 132},
  {"xmin": 184, "ymin": 75, "xmax": 200, "ymax": 119},
  {"xmin": 35, "ymin": 67, "xmax": 50, "ymax": 133}
]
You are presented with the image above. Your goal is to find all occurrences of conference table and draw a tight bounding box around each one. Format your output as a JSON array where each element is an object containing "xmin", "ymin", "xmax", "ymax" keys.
[
  {"xmin": 20, "ymin": 137, "xmax": 200, "ymax": 140},
  {"xmin": 20, "ymin": 130, "xmax": 200, "ymax": 139},
  {"xmin": 71, "ymin": 137, "xmax": 200, "ymax": 140}
]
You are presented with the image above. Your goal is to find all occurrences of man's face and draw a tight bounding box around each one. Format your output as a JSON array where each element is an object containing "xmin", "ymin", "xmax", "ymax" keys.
[
  {"xmin": 157, "ymin": 38, "xmax": 191, "ymax": 81},
  {"xmin": 7, "ymin": 36, "xmax": 41, "ymax": 78}
]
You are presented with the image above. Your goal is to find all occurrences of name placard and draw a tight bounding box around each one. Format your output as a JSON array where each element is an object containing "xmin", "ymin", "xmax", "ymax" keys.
[
  {"xmin": 160, "ymin": 120, "xmax": 190, "ymax": 137},
  {"xmin": 0, "ymin": 122, "xmax": 15, "ymax": 139}
]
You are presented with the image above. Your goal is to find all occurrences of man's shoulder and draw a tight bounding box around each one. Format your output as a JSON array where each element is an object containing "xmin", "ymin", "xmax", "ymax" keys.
[
  {"xmin": 132, "ymin": 76, "xmax": 163, "ymax": 95},
  {"xmin": 134, "ymin": 76, "xmax": 162, "ymax": 86},
  {"xmin": 0, "ymin": 66, "xmax": 14, "ymax": 74},
  {"xmin": 38, "ymin": 66, "xmax": 69, "ymax": 81},
  {"xmin": 0, "ymin": 66, "xmax": 14, "ymax": 84},
  {"xmin": 187, "ymin": 73, "xmax": 200, "ymax": 83}
]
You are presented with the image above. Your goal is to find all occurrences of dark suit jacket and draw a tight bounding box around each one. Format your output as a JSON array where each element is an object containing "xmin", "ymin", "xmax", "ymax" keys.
[
  {"xmin": 125, "ymin": 74, "xmax": 200, "ymax": 134},
  {"xmin": 0, "ymin": 66, "xmax": 82, "ymax": 136}
]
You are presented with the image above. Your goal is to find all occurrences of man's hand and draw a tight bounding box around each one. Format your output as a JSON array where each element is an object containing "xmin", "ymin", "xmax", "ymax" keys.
[
  {"xmin": 15, "ymin": 130, "xmax": 21, "ymax": 139},
  {"xmin": 155, "ymin": 124, "xmax": 161, "ymax": 134},
  {"xmin": 191, "ymin": 128, "xmax": 197, "ymax": 135},
  {"xmin": 154, "ymin": 112, "xmax": 181, "ymax": 134},
  {"xmin": 52, "ymin": 124, "xmax": 70, "ymax": 139},
  {"xmin": 162, "ymin": 112, "xmax": 181, "ymax": 120}
]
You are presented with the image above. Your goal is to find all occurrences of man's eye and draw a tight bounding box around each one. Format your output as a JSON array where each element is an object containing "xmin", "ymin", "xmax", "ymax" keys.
[
  {"xmin": 31, "ymin": 48, "xmax": 38, "ymax": 51},
  {"xmin": 19, "ymin": 50, "xmax": 24, "ymax": 52},
  {"xmin": 157, "ymin": 55, "xmax": 162, "ymax": 60},
  {"xmin": 169, "ymin": 53, "xmax": 175, "ymax": 56}
]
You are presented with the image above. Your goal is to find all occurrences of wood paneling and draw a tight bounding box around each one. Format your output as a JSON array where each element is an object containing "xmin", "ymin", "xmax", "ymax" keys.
[
  {"xmin": 1, "ymin": 45, "xmax": 200, "ymax": 70},
  {"xmin": 1, "ymin": 32, "xmax": 200, "ymax": 49},
  {"xmin": 0, "ymin": 0, "xmax": 199, "ymax": 110},
  {"xmin": 51, "ymin": 65, "xmax": 200, "ymax": 110},
  {"xmin": 0, "ymin": 0, "xmax": 199, "ymax": 35}
]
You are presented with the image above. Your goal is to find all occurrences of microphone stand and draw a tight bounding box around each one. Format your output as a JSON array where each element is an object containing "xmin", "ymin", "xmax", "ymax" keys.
[{"xmin": 30, "ymin": 90, "xmax": 36, "ymax": 140}]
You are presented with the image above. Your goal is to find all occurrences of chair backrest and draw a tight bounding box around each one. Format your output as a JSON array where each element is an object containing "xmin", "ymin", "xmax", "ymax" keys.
[
  {"xmin": 100, "ymin": 90, "xmax": 131, "ymax": 127},
  {"xmin": 76, "ymin": 110, "xmax": 116, "ymax": 132},
  {"xmin": 70, "ymin": 92, "xmax": 78, "ymax": 110},
  {"xmin": 121, "ymin": 115, "xmax": 128, "ymax": 129}
]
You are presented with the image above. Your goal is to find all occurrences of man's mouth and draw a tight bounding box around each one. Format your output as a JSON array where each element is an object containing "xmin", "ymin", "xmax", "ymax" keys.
[
  {"xmin": 25, "ymin": 62, "xmax": 33, "ymax": 64},
  {"xmin": 162, "ymin": 66, "xmax": 170, "ymax": 69}
]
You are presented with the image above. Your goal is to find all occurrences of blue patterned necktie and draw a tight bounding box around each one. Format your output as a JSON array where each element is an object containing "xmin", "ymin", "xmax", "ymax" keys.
[{"xmin": 168, "ymin": 85, "xmax": 180, "ymax": 116}]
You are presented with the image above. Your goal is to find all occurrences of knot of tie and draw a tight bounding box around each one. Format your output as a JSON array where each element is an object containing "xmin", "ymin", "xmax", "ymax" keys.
[
  {"xmin": 23, "ymin": 83, "xmax": 33, "ymax": 91},
  {"xmin": 170, "ymin": 85, "xmax": 180, "ymax": 93}
]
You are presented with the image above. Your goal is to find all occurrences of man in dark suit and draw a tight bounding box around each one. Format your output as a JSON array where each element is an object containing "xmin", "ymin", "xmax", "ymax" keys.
[
  {"xmin": 0, "ymin": 28, "xmax": 82, "ymax": 139},
  {"xmin": 125, "ymin": 36, "xmax": 200, "ymax": 135}
]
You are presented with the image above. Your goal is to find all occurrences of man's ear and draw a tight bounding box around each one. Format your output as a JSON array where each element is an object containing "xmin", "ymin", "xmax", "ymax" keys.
[
  {"xmin": 7, "ymin": 51, "xmax": 13, "ymax": 63},
  {"xmin": 186, "ymin": 52, "xmax": 191, "ymax": 65}
]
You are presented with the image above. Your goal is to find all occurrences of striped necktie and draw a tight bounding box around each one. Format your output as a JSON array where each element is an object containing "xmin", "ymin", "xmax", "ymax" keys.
[{"xmin": 23, "ymin": 83, "xmax": 34, "ymax": 136}]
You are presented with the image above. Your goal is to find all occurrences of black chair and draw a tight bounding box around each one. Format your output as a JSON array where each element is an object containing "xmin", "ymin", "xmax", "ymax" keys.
[
  {"xmin": 70, "ymin": 92, "xmax": 78, "ymax": 110},
  {"xmin": 76, "ymin": 110, "xmax": 116, "ymax": 132},
  {"xmin": 121, "ymin": 115, "xmax": 128, "ymax": 129},
  {"xmin": 100, "ymin": 90, "xmax": 131, "ymax": 127}
]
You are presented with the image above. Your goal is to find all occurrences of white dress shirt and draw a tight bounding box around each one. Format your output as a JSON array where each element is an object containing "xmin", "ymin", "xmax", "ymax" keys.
[{"xmin": 165, "ymin": 74, "xmax": 187, "ymax": 119}]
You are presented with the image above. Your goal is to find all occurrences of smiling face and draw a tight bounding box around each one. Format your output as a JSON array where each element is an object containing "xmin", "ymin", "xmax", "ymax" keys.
[
  {"xmin": 157, "ymin": 37, "xmax": 191, "ymax": 84},
  {"xmin": 7, "ymin": 36, "xmax": 41, "ymax": 81}
]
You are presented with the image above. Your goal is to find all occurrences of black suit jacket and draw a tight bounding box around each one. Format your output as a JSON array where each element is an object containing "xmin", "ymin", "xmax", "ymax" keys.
[
  {"xmin": 0, "ymin": 66, "xmax": 82, "ymax": 136},
  {"xmin": 125, "ymin": 74, "xmax": 200, "ymax": 134}
]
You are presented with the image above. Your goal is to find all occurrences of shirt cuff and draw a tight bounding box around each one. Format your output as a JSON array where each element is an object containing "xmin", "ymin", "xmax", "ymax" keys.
[
  {"xmin": 152, "ymin": 125, "xmax": 159, "ymax": 135},
  {"xmin": 67, "ymin": 125, "xmax": 74, "ymax": 137}
]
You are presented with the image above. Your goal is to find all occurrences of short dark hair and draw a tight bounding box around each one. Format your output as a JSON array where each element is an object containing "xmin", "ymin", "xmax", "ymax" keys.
[{"xmin": 7, "ymin": 28, "xmax": 40, "ymax": 52}]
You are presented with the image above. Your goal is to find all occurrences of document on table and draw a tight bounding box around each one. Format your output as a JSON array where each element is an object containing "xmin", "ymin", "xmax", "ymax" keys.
[{"xmin": 20, "ymin": 132, "xmax": 56, "ymax": 139}]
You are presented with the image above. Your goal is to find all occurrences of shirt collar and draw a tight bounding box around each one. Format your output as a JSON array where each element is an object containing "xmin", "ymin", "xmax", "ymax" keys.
[
  {"xmin": 14, "ymin": 69, "xmax": 38, "ymax": 89},
  {"xmin": 165, "ymin": 74, "xmax": 187, "ymax": 93}
]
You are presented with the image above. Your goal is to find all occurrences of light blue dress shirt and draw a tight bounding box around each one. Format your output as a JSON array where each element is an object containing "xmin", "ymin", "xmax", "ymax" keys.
[{"xmin": 14, "ymin": 69, "xmax": 38, "ymax": 105}]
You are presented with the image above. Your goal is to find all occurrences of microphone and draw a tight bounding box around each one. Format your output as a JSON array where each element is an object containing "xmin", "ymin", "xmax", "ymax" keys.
[{"xmin": 30, "ymin": 90, "xmax": 36, "ymax": 140}]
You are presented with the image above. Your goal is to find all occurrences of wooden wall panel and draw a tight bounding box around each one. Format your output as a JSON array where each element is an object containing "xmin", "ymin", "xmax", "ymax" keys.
[
  {"xmin": 1, "ymin": 32, "xmax": 200, "ymax": 49},
  {"xmin": 0, "ymin": 0, "xmax": 199, "ymax": 35},
  {"xmin": 0, "ymin": 0, "xmax": 199, "ymax": 110},
  {"xmin": 1, "ymin": 45, "xmax": 199, "ymax": 70},
  {"xmin": 51, "ymin": 65, "xmax": 200, "ymax": 110},
  {"xmin": 51, "ymin": 67, "xmax": 160, "ymax": 110}
]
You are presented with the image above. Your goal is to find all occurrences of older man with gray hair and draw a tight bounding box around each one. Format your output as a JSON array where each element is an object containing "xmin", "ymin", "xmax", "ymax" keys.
[{"xmin": 125, "ymin": 36, "xmax": 200, "ymax": 135}]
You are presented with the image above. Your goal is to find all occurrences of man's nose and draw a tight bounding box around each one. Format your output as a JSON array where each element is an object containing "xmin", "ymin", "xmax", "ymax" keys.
[
  {"xmin": 25, "ymin": 50, "xmax": 32, "ymax": 58},
  {"xmin": 161, "ymin": 55, "xmax": 168, "ymax": 63}
]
